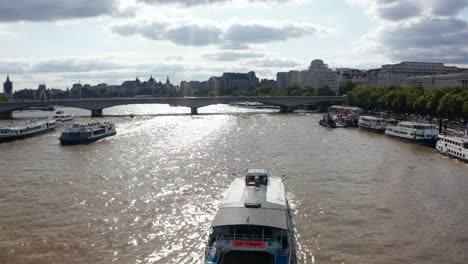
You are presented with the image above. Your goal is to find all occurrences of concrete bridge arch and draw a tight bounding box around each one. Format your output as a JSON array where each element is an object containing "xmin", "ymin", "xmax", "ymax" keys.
[{"xmin": 0, "ymin": 96, "xmax": 345, "ymax": 118}]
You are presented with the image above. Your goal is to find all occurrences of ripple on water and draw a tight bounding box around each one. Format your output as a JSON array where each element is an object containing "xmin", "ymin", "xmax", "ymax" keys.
[{"xmin": 0, "ymin": 106, "xmax": 467, "ymax": 264}]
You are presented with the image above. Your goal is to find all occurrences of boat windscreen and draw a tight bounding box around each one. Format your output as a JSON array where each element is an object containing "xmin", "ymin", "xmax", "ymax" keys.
[{"xmin": 219, "ymin": 250, "xmax": 273, "ymax": 264}]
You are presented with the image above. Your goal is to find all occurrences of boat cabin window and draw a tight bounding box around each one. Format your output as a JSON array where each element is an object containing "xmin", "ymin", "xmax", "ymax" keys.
[{"xmin": 245, "ymin": 173, "xmax": 268, "ymax": 186}]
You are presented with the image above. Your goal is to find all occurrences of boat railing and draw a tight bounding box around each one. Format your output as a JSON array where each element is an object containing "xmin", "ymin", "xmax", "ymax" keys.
[{"xmin": 218, "ymin": 233, "xmax": 279, "ymax": 242}]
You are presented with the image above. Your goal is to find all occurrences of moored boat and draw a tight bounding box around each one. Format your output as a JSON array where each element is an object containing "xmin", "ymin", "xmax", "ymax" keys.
[
  {"xmin": 319, "ymin": 114, "xmax": 337, "ymax": 128},
  {"xmin": 384, "ymin": 121, "xmax": 438, "ymax": 146},
  {"xmin": 205, "ymin": 169, "xmax": 295, "ymax": 264},
  {"xmin": 59, "ymin": 122, "xmax": 116, "ymax": 144},
  {"xmin": 0, "ymin": 118, "xmax": 57, "ymax": 143},
  {"xmin": 436, "ymin": 135, "xmax": 468, "ymax": 162},
  {"xmin": 358, "ymin": 116, "xmax": 397, "ymax": 133}
]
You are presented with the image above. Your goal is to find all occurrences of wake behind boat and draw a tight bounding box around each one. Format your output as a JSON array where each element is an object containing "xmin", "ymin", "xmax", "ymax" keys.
[
  {"xmin": 205, "ymin": 169, "xmax": 295, "ymax": 264},
  {"xmin": 59, "ymin": 122, "xmax": 116, "ymax": 145},
  {"xmin": 0, "ymin": 118, "xmax": 57, "ymax": 143}
]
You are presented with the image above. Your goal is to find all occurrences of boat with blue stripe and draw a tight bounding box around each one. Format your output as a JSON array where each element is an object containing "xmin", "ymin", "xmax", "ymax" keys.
[{"xmin": 59, "ymin": 122, "xmax": 116, "ymax": 145}]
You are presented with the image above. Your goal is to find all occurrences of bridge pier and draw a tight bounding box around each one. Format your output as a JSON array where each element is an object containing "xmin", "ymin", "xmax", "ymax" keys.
[
  {"xmin": 91, "ymin": 109, "xmax": 103, "ymax": 117},
  {"xmin": 191, "ymin": 107, "xmax": 198, "ymax": 115},
  {"xmin": 280, "ymin": 106, "xmax": 295, "ymax": 113},
  {"xmin": 0, "ymin": 111, "xmax": 13, "ymax": 119}
]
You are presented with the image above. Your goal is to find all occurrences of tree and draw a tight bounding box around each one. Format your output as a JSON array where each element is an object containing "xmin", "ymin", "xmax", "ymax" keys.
[
  {"xmin": 317, "ymin": 85, "xmax": 336, "ymax": 96},
  {"xmin": 339, "ymin": 80, "xmax": 356, "ymax": 95}
]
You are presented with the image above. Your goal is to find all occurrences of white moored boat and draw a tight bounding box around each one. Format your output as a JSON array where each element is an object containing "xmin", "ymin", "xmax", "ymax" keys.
[
  {"xmin": 0, "ymin": 118, "xmax": 57, "ymax": 143},
  {"xmin": 436, "ymin": 135, "xmax": 468, "ymax": 162},
  {"xmin": 205, "ymin": 169, "xmax": 295, "ymax": 264},
  {"xmin": 385, "ymin": 121, "xmax": 439, "ymax": 146},
  {"xmin": 358, "ymin": 116, "xmax": 397, "ymax": 133}
]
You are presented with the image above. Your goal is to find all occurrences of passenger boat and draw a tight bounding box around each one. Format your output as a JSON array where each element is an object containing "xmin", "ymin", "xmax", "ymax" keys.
[
  {"xmin": 205, "ymin": 169, "xmax": 295, "ymax": 264},
  {"xmin": 54, "ymin": 114, "xmax": 74, "ymax": 125},
  {"xmin": 329, "ymin": 105, "xmax": 363, "ymax": 127},
  {"xmin": 319, "ymin": 114, "xmax": 337, "ymax": 128},
  {"xmin": 436, "ymin": 135, "xmax": 468, "ymax": 162},
  {"xmin": 0, "ymin": 118, "xmax": 57, "ymax": 143},
  {"xmin": 358, "ymin": 116, "xmax": 397, "ymax": 133},
  {"xmin": 384, "ymin": 122, "xmax": 439, "ymax": 146},
  {"xmin": 59, "ymin": 122, "xmax": 116, "ymax": 144}
]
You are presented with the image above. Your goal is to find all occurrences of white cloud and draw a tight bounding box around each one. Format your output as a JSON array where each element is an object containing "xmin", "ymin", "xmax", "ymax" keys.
[
  {"xmin": 137, "ymin": 0, "xmax": 297, "ymax": 7},
  {"xmin": 0, "ymin": 0, "xmax": 118, "ymax": 22},
  {"xmin": 111, "ymin": 20, "xmax": 326, "ymax": 47},
  {"xmin": 203, "ymin": 51, "xmax": 265, "ymax": 61},
  {"xmin": 347, "ymin": 0, "xmax": 468, "ymax": 64}
]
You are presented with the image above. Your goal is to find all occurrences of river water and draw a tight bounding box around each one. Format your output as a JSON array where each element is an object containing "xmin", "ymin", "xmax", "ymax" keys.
[{"xmin": 0, "ymin": 105, "xmax": 467, "ymax": 264}]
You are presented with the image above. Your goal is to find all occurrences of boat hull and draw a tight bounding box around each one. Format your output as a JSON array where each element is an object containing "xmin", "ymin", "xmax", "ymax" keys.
[
  {"xmin": 358, "ymin": 124, "xmax": 386, "ymax": 133},
  {"xmin": 59, "ymin": 131, "xmax": 116, "ymax": 145},
  {"xmin": 319, "ymin": 120, "xmax": 337, "ymax": 128},
  {"xmin": 385, "ymin": 133, "xmax": 438, "ymax": 147},
  {"xmin": 0, "ymin": 127, "xmax": 55, "ymax": 143}
]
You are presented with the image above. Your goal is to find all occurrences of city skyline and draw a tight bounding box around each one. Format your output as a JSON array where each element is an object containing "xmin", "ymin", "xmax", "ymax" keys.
[{"xmin": 1, "ymin": 0, "xmax": 468, "ymax": 90}]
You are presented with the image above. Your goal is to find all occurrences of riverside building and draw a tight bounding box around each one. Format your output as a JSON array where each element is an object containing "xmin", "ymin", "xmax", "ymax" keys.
[
  {"xmin": 367, "ymin": 61, "xmax": 467, "ymax": 87},
  {"xmin": 403, "ymin": 72, "xmax": 468, "ymax": 88},
  {"xmin": 276, "ymin": 59, "xmax": 341, "ymax": 92}
]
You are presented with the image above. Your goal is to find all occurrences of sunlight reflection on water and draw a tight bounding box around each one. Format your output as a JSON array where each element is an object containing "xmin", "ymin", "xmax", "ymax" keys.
[{"xmin": 0, "ymin": 104, "xmax": 467, "ymax": 264}]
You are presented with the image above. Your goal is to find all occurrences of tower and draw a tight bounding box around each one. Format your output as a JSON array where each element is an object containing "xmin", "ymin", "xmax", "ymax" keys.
[{"xmin": 3, "ymin": 75, "xmax": 13, "ymax": 99}]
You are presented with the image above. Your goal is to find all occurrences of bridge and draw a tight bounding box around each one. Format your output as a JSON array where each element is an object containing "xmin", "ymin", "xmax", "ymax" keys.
[{"xmin": 0, "ymin": 96, "xmax": 345, "ymax": 118}]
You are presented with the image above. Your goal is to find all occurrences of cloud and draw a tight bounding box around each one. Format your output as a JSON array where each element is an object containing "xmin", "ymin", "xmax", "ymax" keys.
[
  {"xmin": 347, "ymin": 0, "xmax": 468, "ymax": 21},
  {"xmin": 137, "ymin": 0, "xmax": 296, "ymax": 7},
  {"xmin": 111, "ymin": 20, "xmax": 325, "ymax": 47},
  {"xmin": 164, "ymin": 56, "xmax": 184, "ymax": 61},
  {"xmin": 203, "ymin": 51, "xmax": 265, "ymax": 61},
  {"xmin": 0, "ymin": 0, "xmax": 118, "ymax": 22},
  {"xmin": 225, "ymin": 23, "xmax": 318, "ymax": 43},
  {"xmin": 250, "ymin": 58, "xmax": 302, "ymax": 68},
  {"xmin": 376, "ymin": 0, "xmax": 422, "ymax": 21},
  {"xmin": 347, "ymin": 0, "xmax": 468, "ymax": 64},
  {"xmin": 431, "ymin": 0, "xmax": 468, "ymax": 16},
  {"xmin": 376, "ymin": 17, "xmax": 468, "ymax": 63},
  {"xmin": 0, "ymin": 61, "xmax": 28, "ymax": 74},
  {"xmin": 30, "ymin": 58, "xmax": 127, "ymax": 73}
]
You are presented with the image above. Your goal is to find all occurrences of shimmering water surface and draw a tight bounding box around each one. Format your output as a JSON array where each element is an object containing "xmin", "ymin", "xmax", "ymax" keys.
[{"xmin": 0, "ymin": 105, "xmax": 467, "ymax": 264}]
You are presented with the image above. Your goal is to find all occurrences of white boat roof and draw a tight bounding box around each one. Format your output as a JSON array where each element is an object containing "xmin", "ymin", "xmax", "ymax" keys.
[
  {"xmin": 439, "ymin": 135, "xmax": 468, "ymax": 143},
  {"xmin": 212, "ymin": 177, "xmax": 288, "ymax": 230},
  {"xmin": 399, "ymin": 121, "xmax": 434, "ymax": 126},
  {"xmin": 0, "ymin": 119, "xmax": 51, "ymax": 130},
  {"xmin": 360, "ymin": 116, "xmax": 384, "ymax": 120},
  {"xmin": 221, "ymin": 178, "xmax": 287, "ymax": 208}
]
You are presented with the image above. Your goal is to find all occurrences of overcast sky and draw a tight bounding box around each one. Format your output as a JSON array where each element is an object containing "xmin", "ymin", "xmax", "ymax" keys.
[{"xmin": 1, "ymin": 0, "xmax": 468, "ymax": 90}]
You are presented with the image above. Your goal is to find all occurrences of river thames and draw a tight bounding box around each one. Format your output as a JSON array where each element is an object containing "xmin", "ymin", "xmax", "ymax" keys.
[{"xmin": 0, "ymin": 105, "xmax": 467, "ymax": 264}]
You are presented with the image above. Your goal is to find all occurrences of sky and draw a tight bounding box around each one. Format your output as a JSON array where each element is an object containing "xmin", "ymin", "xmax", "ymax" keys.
[{"xmin": 1, "ymin": 0, "xmax": 468, "ymax": 90}]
